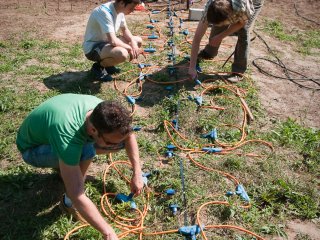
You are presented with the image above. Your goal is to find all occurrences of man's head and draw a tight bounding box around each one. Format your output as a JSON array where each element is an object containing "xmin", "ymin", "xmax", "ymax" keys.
[
  {"xmin": 116, "ymin": 0, "xmax": 141, "ymax": 14},
  {"xmin": 89, "ymin": 101, "xmax": 132, "ymax": 146},
  {"xmin": 207, "ymin": 0, "xmax": 233, "ymax": 26}
]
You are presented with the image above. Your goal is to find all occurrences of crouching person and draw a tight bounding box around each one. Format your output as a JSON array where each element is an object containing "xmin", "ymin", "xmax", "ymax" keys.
[
  {"xmin": 16, "ymin": 94, "xmax": 143, "ymax": 240},
  {"xmin": 83, "ymin": 0, "xmax": 143, "ymax": 82}
]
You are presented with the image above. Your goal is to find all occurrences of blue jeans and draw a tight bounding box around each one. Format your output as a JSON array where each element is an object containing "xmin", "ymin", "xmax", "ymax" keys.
[
  {"xmin": 21, "ymin": 143, "xmax": 96, "ymax": 168},
  {"xmin": 204, "ymin": 0, "xmax": 264, "ymax": 73}
]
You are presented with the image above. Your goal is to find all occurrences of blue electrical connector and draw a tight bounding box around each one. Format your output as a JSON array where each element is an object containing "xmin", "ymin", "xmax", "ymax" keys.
[
  {"xmin": 178, "ymin": 225, "xmax": 202, "ymax": 240},
  {"xmin": 180, "ymin": 29, "xmax": 189, "ymax": 36},
  {"xmin": 172, "ymin": 119, "xmax": 178, "ymax": 129},
  {"xmin": 201, "ymin": 128, "xmax": 218, "ymax": 140},
  {"xmin": 151, "ymin": 10, "xmax": 161, "ymax": 14},
  {"xmin": 132, "ymin": 126, "xmax": 142, "ymax": 131},
  {"xmin": 115, "ymin": 193, "xmax": 136, "ymax": 209},
  {"xmin": 126, "ymin": 95, "xmax": 136, "ymax": 105},
  {"xmin": 166, "ymin": 189, "xmax": 176, "ymax": 196},
  {"xmin": 148, "ymin": 32, "xmax": 159, "ymax": 39},
  {"xmin": 226, "ymin": 184, "xmax": 250, "ymax": 202},
  {"xmin": 201, "ymin": 147, "xmax": 222, "ymax": 153},
  {"xmin": 196, "ymin": 64, "xmax": 202, "ymax": 73},
  {"xmin": 167, "ymin": 144, "xmax": 176, "ymax": 150},
  {"xmin": 146, "ymin": 25, "xmax": 154, "ymax": 29},
  {"xmin": 194, "ymin": 96, "xmax": 202, "ymax": 106},
  {"xmin": 144, "ymin": 46, "xmax": 156, "ymax": 53},
  {"xmin": 166, "ymin": 150, "xmax": 174, "ymax": 158},
  {"xmin": 169, "ymin": 204, "xmax": 179, "ymax": 215},
  {"xmin": 195, "ymin": 79, "xmax": 202, "ymax": 85},
  {"xmin": 138, "ymin": 63, "xmax": 152, "ymax": 69}
]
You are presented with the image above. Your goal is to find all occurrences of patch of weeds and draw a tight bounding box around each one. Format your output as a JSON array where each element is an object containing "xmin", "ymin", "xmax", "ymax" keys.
[
  {"xmin": 270, "ymin": 118, "xmax": 320, "ymax": 173},
  {"xmin": 260, "ymin": 224, "xmax": 287, "ymax": 238},
  {"xmin": 20, "ymin": 39, "xmax": 38, "ymax": 49},
  {"xmin": 263, "ymin": 20, "xmax": 296, "ymax": 41},
  {"xmin": 222, "ymin": 157, "xmax": 243, "ymax": 171},
  {"xmin": 257, "ymin": 179, "xmax": 318, "ymax": 219},
  {"xmin": 297, "ymin": 30, "xmax": 320, "ymax": 55}
]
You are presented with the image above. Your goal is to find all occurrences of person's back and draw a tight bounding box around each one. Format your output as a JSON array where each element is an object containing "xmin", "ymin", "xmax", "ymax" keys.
[{"xmin": 16, "ymin": 94, "xmax": 102, "ymax": 166}]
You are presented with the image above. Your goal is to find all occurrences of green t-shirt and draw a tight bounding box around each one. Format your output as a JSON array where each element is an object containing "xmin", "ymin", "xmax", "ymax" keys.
[{"xmin": 16, "ymin": 94, "xmax": 103, "ymax": 165}]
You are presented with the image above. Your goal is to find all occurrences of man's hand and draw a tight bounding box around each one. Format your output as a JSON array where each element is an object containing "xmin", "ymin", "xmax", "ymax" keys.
[
  {"xmin": 130, "ymin": 173, "xmax": 144, "ymax": 196},
  {"xmin": 188, "ymin": 67, "xmax": 198, "ymax": 81},
  {"xmin": 103, "ymin": 227, "xmax": 119, "ymax": 240},
  {"xmin": 129, "ymin": 41, "xmax": 140, "ymax": 60}
]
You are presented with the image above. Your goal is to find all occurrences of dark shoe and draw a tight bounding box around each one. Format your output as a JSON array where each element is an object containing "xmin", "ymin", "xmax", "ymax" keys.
[
  {"xmin": 105, "ymin": 66, "xmax": 121, "ymax": 75},
  {"xmin": 91, "ymin": 63, "xmax": 113, "ymax": 82},
  {"xmin": 198, "ymin": 49, "xmax": 214, "ymax": 60},
  {"xmin": 227, "ymin": 73, "xmax": 244, "ymax": 83},
  {"xmin": 59, "ymin": 194, "xmax": 87, "ymax": 223}
]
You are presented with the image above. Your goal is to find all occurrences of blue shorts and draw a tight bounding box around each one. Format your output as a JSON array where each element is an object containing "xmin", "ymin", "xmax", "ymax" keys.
[{"xmin": 21, "ymin": 143, "xmax": 96, "ymax": 168}]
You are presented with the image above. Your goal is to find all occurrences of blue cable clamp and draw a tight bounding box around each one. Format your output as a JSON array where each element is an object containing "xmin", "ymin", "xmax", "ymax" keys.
[
  {"xmin": 165, "ymin": 86, "xmax": 173, "ymax": 91},
  {"xmin": 236, "ymin": 184, "xmax": 250, "ymax": 202},
  {"xmin": 169, "ymin": 204, "xmax": 179, "ymax": 215},
  {"xmin": 132, "ymin": 126, "xmax": 142, "ymax": 131},
  {"xmin": 166, "ymin": 189, "xmax": 176, "ymax": 196},
  {"xmin": 179, "ymin": 225, "xmax": 202, "ymax": 240},
  {"xmin": 202, "ymin": 147, "xmax": 222, "ymax": 153},
  {"xmin": 146, "ymin": 25, "xmax": 154, "ymax": 29},
  {"xmin": 194, "ymin": 96, "xmax": 202, "ymax": 106},
  {"xmin": 115, "ymin": 193, "xmax": 136, "ymax": 209},
  {"xmin": 126, "ymin": 95, "xmax": 136, "ymax": 105},
  {"xmin": 150, "ymin": 19, "xmax": 159, "ymax": 23}
]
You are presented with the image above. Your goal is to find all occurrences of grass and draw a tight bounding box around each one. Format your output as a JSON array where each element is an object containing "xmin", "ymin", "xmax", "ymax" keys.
[
  {"xmin": 0, "ymin": 9, "xmax": 319, "ymax": 240},
  {"xmin": 262, "ymin": 19, "xmax": 320, "ymax": 55}
]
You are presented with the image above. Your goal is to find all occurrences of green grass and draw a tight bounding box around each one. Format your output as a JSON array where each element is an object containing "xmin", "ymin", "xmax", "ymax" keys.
[
  {"xmin": 263, "ymin": 19, "xmax": 320, "ymax": 55},
  {"xmin": 0, "ymin": 12, "xmax": 319, "ymax": 240}
]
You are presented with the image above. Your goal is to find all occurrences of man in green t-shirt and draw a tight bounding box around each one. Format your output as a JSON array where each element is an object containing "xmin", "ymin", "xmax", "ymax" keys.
[{"xmin": 16, "ymin": 93, "xmax": 143, "ymax": 240}]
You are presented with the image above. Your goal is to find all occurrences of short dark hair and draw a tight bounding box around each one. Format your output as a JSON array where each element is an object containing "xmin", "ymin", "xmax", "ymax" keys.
[
  {"xmin": 207, "ymin": 0, "xmax": 232, "ymax": 24},
  {"xmin": 116, "ymin": 0, "xmax": 141, "ymax": 7},
  {"xmin": 90, "ymin": 101, "xmax": 132, "ymax": 135}
]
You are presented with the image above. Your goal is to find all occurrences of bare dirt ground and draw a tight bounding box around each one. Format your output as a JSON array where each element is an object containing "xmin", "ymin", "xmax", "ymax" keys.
[{"xmin": 0, "ymin": 0, "xmax": 319, "ymax": 238}]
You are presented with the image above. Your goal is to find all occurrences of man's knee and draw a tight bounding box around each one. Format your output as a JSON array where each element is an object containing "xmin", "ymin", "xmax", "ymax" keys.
[{"xmin": 114, "ymin": 47, "xmax": 130, "ymax": 62}]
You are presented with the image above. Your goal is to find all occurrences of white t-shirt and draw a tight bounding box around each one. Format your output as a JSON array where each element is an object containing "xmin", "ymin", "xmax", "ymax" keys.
[{"xmin": 83, "ymin": 1, "xmax": 127, "ymax": 54}]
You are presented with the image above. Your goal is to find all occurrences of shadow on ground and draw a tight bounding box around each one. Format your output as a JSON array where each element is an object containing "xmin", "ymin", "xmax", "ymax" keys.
[
  {"xmin": 43, "ymin": 70, "xmax": 103, "ymax": 94},
  {"xmin": 0, "ymin": 170, "xmax": 64, "ymax": 240}
]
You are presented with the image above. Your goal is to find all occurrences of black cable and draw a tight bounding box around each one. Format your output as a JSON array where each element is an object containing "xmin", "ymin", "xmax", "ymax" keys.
[
  {"xmin": 252, "ymin": 30, "xmax": 320, "ymax": 91},
  {"xmin": 294, "ymin": 3, "xmax": 320, "ymax": 26}
]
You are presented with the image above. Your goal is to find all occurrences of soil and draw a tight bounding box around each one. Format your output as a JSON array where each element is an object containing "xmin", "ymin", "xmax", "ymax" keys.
[{"xmin": 0, "ymin": 0, "xmax": 319, "ymax": 238}]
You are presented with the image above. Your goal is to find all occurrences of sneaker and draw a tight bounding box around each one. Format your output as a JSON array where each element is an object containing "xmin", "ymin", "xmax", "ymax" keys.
[
  {"xmin": 198, "ymin": 49, "xmax": 213, "ymax": 60},
  {"xmin": 105, "ymin": 66, "xmax": 121, "ymax": 75},
  {"xmin": 227, "ymin": 73, "xmax": 244, "ymax": 83},
  {"xmin": 59, "ymin": 194, "xmax": 87, "ymax": 223},
  {"xmin": 91, "ymin": 63, "xmax": 113, "ymax": 82}
]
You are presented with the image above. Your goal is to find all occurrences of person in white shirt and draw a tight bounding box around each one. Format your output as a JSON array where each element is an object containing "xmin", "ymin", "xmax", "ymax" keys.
[{"xmin": 83, "ymin": 0, "xmax": 143, "ymax": 81}]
